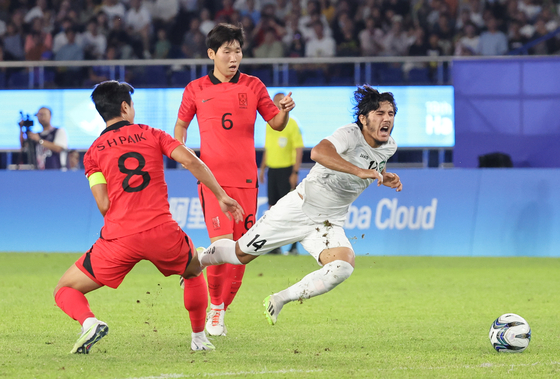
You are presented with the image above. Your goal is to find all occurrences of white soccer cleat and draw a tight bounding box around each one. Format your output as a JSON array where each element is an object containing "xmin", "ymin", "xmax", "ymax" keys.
[
  {"xmin": 70, "ymin": 320, "xmax": 109, "ymax": 354},
  {"xmin": 263, "ymin": 295, "xmax": 283, "ymax": 325},
  {"xmin": 205, "ymin": 308, "xmax": 227, "ymax": 336},
  {"xmin": 190, "ymin": 333, "xmax": 216, "ymax": 351}
]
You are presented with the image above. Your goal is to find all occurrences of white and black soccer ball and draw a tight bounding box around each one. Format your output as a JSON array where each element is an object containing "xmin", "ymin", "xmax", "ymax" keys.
[{"xmin": 489, "ymin": 313, "xmax": 531, "ymax": 353}]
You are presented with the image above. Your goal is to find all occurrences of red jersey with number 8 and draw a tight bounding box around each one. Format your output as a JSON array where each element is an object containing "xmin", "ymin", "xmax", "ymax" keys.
[
  {"xmin": 84, "ymin": 121, "xmax": 182, "ymax": 240},
  {"xmin": 178, "ymin": 71, "xmax": 279, "ymax": 188}
]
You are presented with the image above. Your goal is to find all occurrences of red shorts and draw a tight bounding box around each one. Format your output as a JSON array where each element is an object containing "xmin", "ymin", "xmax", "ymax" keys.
[
  {"xmin": 198, "ymin": 184, "xmax": 258, "ymax": 240},
  {"xmin": 75, "ymin": 221, "xmax": 194, "ymax": 289}
]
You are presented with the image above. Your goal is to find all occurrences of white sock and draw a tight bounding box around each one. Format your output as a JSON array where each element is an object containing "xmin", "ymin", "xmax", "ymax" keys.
[
  {"xmin": 82, "ymin": 317, "xmax": 98, "ymax": 332},
  {"xmin": 210, "ymin": 302, "xmax": 224, "ymax": 310},
  {"xmin": 275, "ymin": 260, "xmax": 354, "ymax": 305},
  {"xmin": 192, "ymin": 331, "xmax": 206, "ymax": 339},
  {"xmin": 199, "ymin": 239, "xmax": 242, "ymax": 266}
]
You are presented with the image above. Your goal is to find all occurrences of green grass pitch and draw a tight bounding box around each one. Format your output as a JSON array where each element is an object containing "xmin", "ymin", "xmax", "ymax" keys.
[{"xmin": 1, "ymin": 252, "xmax": 560, "ymax": 378}]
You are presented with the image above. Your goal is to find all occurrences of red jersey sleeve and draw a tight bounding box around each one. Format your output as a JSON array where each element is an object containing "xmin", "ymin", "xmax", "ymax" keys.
[
  {"xmin": 83, "ymin": 148, "xmax": 100, "ymax": 178},
  {"xmin": 255, "ymin": 80, "xmax": 279, "ymax": 122},
  {"xmin": 178, "ymin": 83, "xmax": 197, "ymax": 124},
  {"xmin": 150, "ymin": 126, "xmax": 182, "ymax": 158}
]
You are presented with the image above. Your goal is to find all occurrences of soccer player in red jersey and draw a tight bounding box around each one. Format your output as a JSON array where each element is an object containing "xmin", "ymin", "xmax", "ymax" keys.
[
  {"xmin": 53, "ymin": 81, "xmax": 244, "ymax": 354},
  {"xmin": 174, "ymin": 23, "xmax": 295, "ymax": 336}
]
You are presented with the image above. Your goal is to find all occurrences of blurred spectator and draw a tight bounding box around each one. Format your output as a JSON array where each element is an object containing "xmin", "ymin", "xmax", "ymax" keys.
[
  {"xmin": 182, "ymin": 17, "xmax": 206, "ymax": 58},
  {"xmin": 125, "ymin": 0, "xmax": 152, "ymax": 58},
  {"xmin": 66, "ymin": 149, "xmax": 81, "ymax": 171},
  {"xmin": 23, "ymin": 0, "xmax": 47, "ymax": 24},
  {"xmin": 24, "ymin": 17, "xmax": 52, "ymax": 53},
  {"xmin": 286, "ymin": 30, "xmax": 305, "ymax": 57},
  {"xmin": 299, "ymin": 0, "xmax": 332, "ymax": 41},
  {"xmin": 54, "ymin": 26, "xmax": 84, "ymax": 86},
  {"xmin": 454, "ymin": 21, "xmax": 480, "ymax": 55},
  {"xmin": 253, "ymin": 27, "xmax": 284, "ymax": 58},
  {"xmin": 0, "ymin": 0, "xmax": 9, "ymax": 23},
  {"xmin": 154, "ymin": 27, "xmax": 171, "ymax": 58},
  {"xmin": 101, "ymin": 0, "xmax": 126, "ymax": 23},
  {"xmin": 79, "ymin": 0, "xmax": 101, "ymax": 26},
  {"xmin": 382, "ymin": 14, "xmax": 408, "ymax": 56},
  {"xmin": 86, "ymin": 44, "xmax": 118, "ymax": 85},
  {"xmin": 237, "ymin": 0, "xmax": 260, "ymax": 25},
  {"xmin": 252, "ymin": 9, "xmax": 285, "ymax": 47},
  {"xmin": 81, "ymin": 18, "xmax": 107, "ymax": 60},
  {"xmin": 274, "ymin": 0, "xmax": 291, "ymax": 21},
  {"xmin": 152, "ymin": 0, "xmax": 180, "ymax": 29},
  {"xmin": 530, "ymin": 17, "xmax": 557, "ymax": 55},
  {"xmin": 477, "ymin": 16, "xmax": 508, "ymax": 55},
  {"xmin": 507, "ymin": 20, "xmax": 528, "ymax": 51},
  {"xmin": 53, "ymin": 18, "xmax": 82, "ymax": 55},
  {"xmin": 433, "ymin": 14, "xmax": 454, "ymax": 55},
  {"xmin": 107, "ymin": 15, "xmax": 136, "ymax": 59},
  {"xmin": 215, "ymin": 0, "xmax": 235, "ymax": 22},
  {"xmin": 336, "ymin": 14, "xmax": 360, "ymax": 57},
  {"xmin": 96, "ymin": 11, "xmax": 110, "ymax": 38},
  {"xmin": 319, "ymin": 0, "xmax": 336, "ymax": 24},
  {"xmin": 199, "ymin": 8, "xmax": 215, "ymax": 35},
  {"xmin": 359, "ymin": 15, "xmax": 384, "ymax": 56},
  {"xmin": 3, "ymin": 22, "xmax": 25, "ymax": 60},
  {"xmin": 25, "ymin": 30, "xmax": 51, "ymax": 60},
  {"xmin": 518, "ymin": 0, "xmax": 541, "ymax": 23},
  {"xmin": 305, "ymin": 20, "xmax": 335, "ymax": 57}
]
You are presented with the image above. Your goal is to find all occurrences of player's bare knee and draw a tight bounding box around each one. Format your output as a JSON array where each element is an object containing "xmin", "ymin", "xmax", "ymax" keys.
[{"xmin": 235, "ymin": 242, "xmax": 256, "ymax": 264}]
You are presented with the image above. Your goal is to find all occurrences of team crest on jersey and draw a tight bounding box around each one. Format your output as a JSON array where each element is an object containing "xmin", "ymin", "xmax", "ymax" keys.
[
  {"xmin": 238, "ymin": 93, "xmax": 248, "ymax": 108},
  {"xmin": 212, "ymin": 216, "xmax": 221, "ymax": 230}
]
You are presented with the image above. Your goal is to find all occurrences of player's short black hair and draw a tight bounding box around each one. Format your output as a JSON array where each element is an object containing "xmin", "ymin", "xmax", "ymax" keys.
[
  {"xmin": 353, "ymin": 84, "xmax": 397, "ymax": 129},
  {"xmin": 206, "ymin": 23, "xmax": 245, "ymax": 53},
  {"xmin": 91, "ymin": 80, "xmax": 134, "ymax": 122}
]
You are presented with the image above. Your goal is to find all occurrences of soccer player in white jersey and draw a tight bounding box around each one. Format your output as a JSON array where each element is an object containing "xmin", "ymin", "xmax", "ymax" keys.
[{"xmin": 195, "ymin": 85, "xmax": 403, "ymax": 325}]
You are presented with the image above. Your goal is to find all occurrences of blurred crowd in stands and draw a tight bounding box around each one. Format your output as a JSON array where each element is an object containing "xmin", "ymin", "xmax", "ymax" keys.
[{"xmin": 0, "ymin": 0, "xmax": 558, "ymax": 86}]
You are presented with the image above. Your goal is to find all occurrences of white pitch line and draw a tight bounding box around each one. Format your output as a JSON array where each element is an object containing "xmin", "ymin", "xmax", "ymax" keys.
[
  {"xmin": 127, "ymin": 369, "xmax": 323, "ymax": 379},
  {"xmin": 375, "ymin": 361, "xmax": 560, "ymax": 372}
]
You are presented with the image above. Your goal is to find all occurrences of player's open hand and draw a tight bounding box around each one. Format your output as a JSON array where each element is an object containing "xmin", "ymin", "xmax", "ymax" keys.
[
  {"xmin": 279, "ymin": 92, "xmax": 295, "ymax": 112},
  {"xmin": 356, "ymin": 168, "xmax": 383, "ymax": 185},
  {"xmin": 382, "ymin": 172, "xmax": 402, "ymax": 192},
  {"xmin": 219, "ymin": 196, "xmax": 245, "ymax": 223}
]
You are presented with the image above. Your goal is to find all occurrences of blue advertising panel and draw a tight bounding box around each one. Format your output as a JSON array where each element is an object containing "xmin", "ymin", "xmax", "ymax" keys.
[
  {"xmin": 0, "ymin": 86, "xmax": 454, "ymax": 150},
  {"xmin": 1, "ymin": 169, "xmax": 560, "ymax": 257}
]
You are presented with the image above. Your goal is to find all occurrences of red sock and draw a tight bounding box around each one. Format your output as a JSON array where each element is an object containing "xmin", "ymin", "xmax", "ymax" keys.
[
  {"xmin": 183, "ymin": 274, "xmax": 208, "ymax": 333},
  {"xmin": 223, "ymin": 264, "xmax": 246, "ymax": 309},
  {"xmin": 206, "ymin": 264, "xmax": 228, "ymax": 306},
  {"xmin": 54, "ymin": 287, "xmax": 95, "ymax": 325}
]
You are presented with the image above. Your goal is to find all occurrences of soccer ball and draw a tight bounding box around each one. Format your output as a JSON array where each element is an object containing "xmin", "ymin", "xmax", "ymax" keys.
[{"xmin": 489, "ymin": 313, "xmax": 531, "ymax": 353}]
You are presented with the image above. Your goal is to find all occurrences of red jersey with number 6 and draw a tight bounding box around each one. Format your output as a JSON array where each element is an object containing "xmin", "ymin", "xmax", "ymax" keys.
[
  {"xmin": 83, "ymin": 121, "xmax": 182, "ymax": 240},
  {"xmin": 178, "ymin": 70, "xmax": 279, "ymax": 188}
]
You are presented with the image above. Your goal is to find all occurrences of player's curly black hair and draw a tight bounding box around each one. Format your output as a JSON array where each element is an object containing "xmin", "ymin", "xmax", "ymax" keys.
[
  {"xmin": 91, "ymin": 80, "xmax": 134, "ymax": 122},
  {"xmin": 353, "ymin": 85, "xmax": 397, "ymax": 130},
  {"xmin": 206, "ymin": 23, "xmax": 245, "ymax": 53}
]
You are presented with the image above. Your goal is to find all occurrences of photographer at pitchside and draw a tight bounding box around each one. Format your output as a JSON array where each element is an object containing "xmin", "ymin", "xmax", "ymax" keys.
[{"xmin": 19, "ymin": 106, "xmax": 68, "ymax": 170}]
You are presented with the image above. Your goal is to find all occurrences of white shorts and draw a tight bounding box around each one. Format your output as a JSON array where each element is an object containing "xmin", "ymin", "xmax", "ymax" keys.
[{"xmin": 238, "ymin": 190, "xmax": 353, "ymax": 265}]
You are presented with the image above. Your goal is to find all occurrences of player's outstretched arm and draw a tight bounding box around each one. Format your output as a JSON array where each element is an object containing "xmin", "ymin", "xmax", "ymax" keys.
[
  {"xmin": 170, "ymin": 145, "xmax": 244, "ymax": 222},
  {"xmin": 267, "ymin": 91, "xmax": 295, "ymax": 131},
  {"xmin": 173, "ymin": 118, "xmax": 190, "ymax": 144},
  {"xmin": 382, "ymin": 171, "xmax": 403, "ymax": 192},
  {"xmin": 311, "ymin": 139, "xmax": 383, "ymax": 184}
]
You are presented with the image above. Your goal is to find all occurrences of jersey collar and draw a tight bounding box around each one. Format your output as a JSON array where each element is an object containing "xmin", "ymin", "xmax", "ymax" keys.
[
  {"xmin": 209, "ymin": 69, "xmax": 240, "ymax": 84},
  {"xmin": 100, "ymin": 120, "xmax": 132, "ymax": 136}
]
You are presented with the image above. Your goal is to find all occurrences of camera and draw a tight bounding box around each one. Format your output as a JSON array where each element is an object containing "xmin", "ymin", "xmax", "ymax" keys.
[{"xmin": 19, "ymin": 111, "xmax": 34, "ymax": 133}]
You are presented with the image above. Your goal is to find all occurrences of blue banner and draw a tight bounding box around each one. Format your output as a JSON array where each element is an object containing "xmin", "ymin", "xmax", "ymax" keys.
[{"xmin": 1, "ymin": 169, "xmax": 559, "ymax": 256}]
